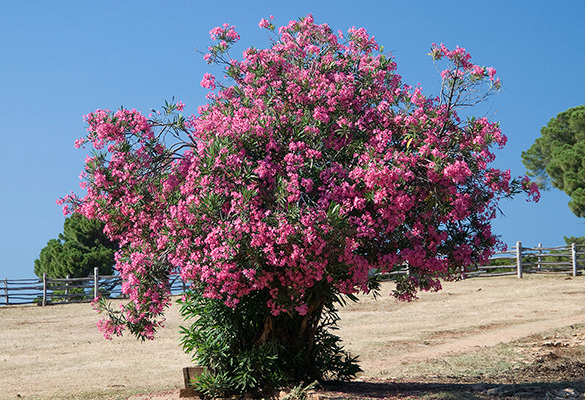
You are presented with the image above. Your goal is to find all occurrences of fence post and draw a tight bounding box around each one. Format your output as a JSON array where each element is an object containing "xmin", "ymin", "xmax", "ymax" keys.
[
  {"xmin": 94, "ymin": 267, "xmax": 99, "ymax": 299},
  {"xmin": 537, "ymin": 243, "xmax": 542, "ymax": 271},
  {"xmin": 516, "ymin": 241, "xmax": 523, "ymax": 279},
  {"xmin": 572, "ymin": 243, "xmax": 578, "ymax": 277},
  {"xmin": 42, "ymin": 273, "xmax": 47, "ymax": 306},
  {"xmin": 65, "ymin": 274, "xmax": 70, "ymax": 299},
  {"xmin": 3, "ymin": 278, "xmax": 8, "ymax": 305}
]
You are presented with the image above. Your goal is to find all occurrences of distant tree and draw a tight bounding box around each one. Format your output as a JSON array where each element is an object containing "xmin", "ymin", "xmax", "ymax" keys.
[
  {"xmin": 564, "ymin": 236, "xmax": 585, "ymax": 246},
  {"xmin": 522, "ymin": 105, "xmax": 585, "ymax": 217},
  {"xmin": 34, "ymin": 213, "xmax": 118, "ymax": 278}
]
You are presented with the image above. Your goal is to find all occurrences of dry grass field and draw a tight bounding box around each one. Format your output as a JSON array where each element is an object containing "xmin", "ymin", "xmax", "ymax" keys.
[{"xmin": 2, "ymin": 274, "xmax": 585, "ymax": 400}]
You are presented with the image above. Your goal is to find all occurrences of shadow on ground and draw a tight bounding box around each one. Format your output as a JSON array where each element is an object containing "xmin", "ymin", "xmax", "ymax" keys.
[{"xmin": 321, "ymin": 379, "xmax": 585, "ymax": 399}]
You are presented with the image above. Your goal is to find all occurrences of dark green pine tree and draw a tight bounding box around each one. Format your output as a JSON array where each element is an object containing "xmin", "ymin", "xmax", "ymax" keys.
[
  {"xmin": 34, "ymin": 214, "xmax": 118, "ymax": 278},
  {"xmin": 564, "ymin": 236, "xmax": 585, "ymax": 246},
  {"xmin": 522, "ymin": 105, "xmax": 585, "ymax": 217}
]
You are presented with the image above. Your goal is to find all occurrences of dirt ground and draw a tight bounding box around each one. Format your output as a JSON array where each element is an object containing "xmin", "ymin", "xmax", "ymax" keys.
[
  {"xmin": 2, "ymin": 274, "xmax": 585, "ymax": 400},
  {"xmin": 340, "ymin": 274, "xmax": 585, "ymax": 375}
]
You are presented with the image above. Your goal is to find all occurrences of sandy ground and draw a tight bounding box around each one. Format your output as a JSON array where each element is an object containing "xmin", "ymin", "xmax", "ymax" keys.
[
  {"xmin": 1, "ymin": 274, "xmax": 585, "ymax": 400},
  {"xmin": 0, "ymin": 298, "xmax": 192, "ymax": 399},
  {"xmin": 339, "ymin": 274, "xmax": 585, "ymax": 376}
]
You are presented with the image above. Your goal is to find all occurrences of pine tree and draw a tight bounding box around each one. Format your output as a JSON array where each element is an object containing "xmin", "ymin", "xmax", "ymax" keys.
[{"xmin": 34, "ymin": 213, "xmax": 117, "ymax": 278}]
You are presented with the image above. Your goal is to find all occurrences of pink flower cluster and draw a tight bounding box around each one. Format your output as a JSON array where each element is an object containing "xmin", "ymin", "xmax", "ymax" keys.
[
  {"xmin": 431, "ymin": 42, "xmax": 501, "ymax": 89},
  {"xmin": 209, "ymin": 23, "xmax": 240, "ymax": 42},
  {"xmin": 204, "ymin": 22, "xmax": 240, "ymax": 64},
  {"xmin": 200, "ymin": 72, "xmax": 216, "ymax": 89},
  {"xmin": 64, "ymin": 15, "xmax": 539, "ymax": 339},
  {"xmin": 258, "ymin": 15, "xmax": 275, "ymax": 29}
]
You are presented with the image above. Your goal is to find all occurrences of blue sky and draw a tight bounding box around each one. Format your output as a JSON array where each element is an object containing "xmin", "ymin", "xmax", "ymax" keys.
[{"xmin": 1, "ymin": 1, "xmax": 584, "ymax": 280}]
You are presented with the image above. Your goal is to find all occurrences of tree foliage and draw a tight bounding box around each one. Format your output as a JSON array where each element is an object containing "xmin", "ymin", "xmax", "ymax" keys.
[
  {"xmin": 62, "ymin": 15, "xmax": 538, "ymax": 395},
  {"xmin": 178, "ymin": 288, "xmax": 360, "ymax": 396},
  {"xmin": 564, "ymin": 236, "xmax": 585, "ymax": 246},
  {"xmin": 522, "ymin": 105, "xmax": 585, "ymax": 217},
  {"xmin": 34, "ymin": 213, "xmax": 117, "ymax": 278}
]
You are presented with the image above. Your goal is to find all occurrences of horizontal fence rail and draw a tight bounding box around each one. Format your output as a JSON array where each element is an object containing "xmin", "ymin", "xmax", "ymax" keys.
[
  {"xmin": 2, "ymin": 242, "xmax": 584, "ymax": 306},
  {"xmin": 373, "ymin": 242, "xmax": 584, "ymax": 281},
  {"xmin": 1, "ymin": 268, "xmax": 186, "ymax": 307},
  {"xmin": 469, "ymin": 242, "xmax": 585, "ymax": 279}
]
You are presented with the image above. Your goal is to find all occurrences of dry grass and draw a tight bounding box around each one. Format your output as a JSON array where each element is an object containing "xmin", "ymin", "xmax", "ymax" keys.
[
  {"xmin": 2, "ymin": 274, "xmax": 585, "ymax": 399},
  {"xmin": 338, "ymin": 274, "xmax": 585, "ymax": 376},
  {"xmin": 0, "ymin": 299, "xmax": 192, "ymax": 399}
]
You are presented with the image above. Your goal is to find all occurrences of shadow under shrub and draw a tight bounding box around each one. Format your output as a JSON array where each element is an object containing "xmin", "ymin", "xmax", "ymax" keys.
[{"xmin": 178, "ymin": 288, "xmax": 361, "ymax": 398}]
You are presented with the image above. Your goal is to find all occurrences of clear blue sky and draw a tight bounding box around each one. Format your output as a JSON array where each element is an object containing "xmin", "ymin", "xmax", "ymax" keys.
[{"xmin": 1, "ymin": 1, "xmax": 584, "ymax": 279}]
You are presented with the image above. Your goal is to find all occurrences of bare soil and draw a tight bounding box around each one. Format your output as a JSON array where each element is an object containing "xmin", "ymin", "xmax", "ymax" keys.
[{"xmin": 2, "ymin": 274, "xmax": 585, "ymax": 400}]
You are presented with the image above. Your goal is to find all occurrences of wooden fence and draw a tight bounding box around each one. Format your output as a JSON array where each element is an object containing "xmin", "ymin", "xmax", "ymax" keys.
[
  {"xmin": 2, "ymin": 243, "xmax": 584, "ymax": 306},
  {"xmin": 373, "ymin": 242, "xmax": 585, "ymax": 281},
  {"xmin": 1, "ymin": 267, "xmax": 186, "ymax": 307},
  {"xmin": 466, "ymin": 242, "xmax": 585, "ymax": 279}
]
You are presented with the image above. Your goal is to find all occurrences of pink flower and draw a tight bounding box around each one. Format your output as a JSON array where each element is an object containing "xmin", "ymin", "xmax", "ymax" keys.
[
  {"xmin": 486, "ymin": 67, "xmax": 496, "ymax": 80},
  {"xmin": 443, "ymin": 160, "xmax": 472, "ymax": 183},
  {"xmin": 295, "ymin": 304, "xmax": 309, "ymax": 315},
  {"xmin": 209, "ymin": 26, "xmax": 223, "ymax": 41},
  {"xmin": 470, "ymin": 65, "xmax": 484, "ymax": 76},
  {"xmin": 200, "ymin": 73, "xmax": 216, "ymax": 89},
  {"xmin": 243, "ymin": 269, "xmax": 256, "ymax": 279},
  {"xmin": 259, "ymin": 18, "xmax": 270, "ymax": 29}
]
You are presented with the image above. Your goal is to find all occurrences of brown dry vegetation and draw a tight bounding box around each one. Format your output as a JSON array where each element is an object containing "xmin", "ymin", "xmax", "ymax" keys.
[{"xmin": 2, "ymin": 274, "xmax": 585, "ymax": 400}]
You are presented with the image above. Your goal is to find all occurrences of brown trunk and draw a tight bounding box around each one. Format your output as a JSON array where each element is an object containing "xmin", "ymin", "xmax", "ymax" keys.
[
  {"xmin": 254, "ymin": 297, "xmax": 326, "ymax": 378},
  {"xmin": 300, "ymin": 301, "xmax": 324, "ymax": 357},
  {"xmin": 256, "ymin": 315, "xmax": 273, "ymax": 345}
]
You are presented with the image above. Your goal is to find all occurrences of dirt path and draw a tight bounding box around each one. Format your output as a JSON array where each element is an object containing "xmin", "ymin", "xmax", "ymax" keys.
[
  {"xmin": 1, "ymin": 274, "xmax": 584, "ymax": 399},
  {"xmin": 370, "ymin": 313, "xmax": 585, "ymax": 368},
  {"xmin": 337, "ymin": 274, "xmax": 585, "ymax": 377}
]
